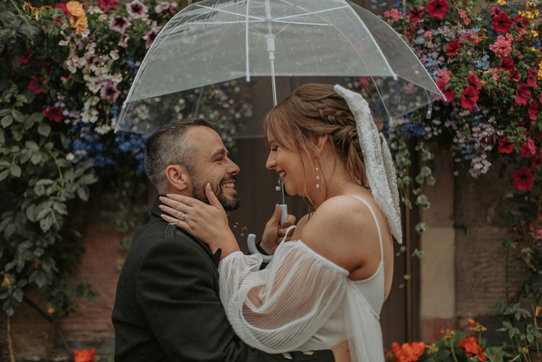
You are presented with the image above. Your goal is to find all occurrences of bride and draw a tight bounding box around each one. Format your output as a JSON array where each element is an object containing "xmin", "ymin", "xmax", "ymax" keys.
[{"xmin": 160, "ymin": 83, "xmax": 402, "ymax": 362}]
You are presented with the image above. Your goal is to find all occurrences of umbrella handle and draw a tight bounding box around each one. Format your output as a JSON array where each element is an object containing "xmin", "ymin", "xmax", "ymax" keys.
[{"xmin": 246, "ymin": 204, "xmax": 288, "ymax": 262}]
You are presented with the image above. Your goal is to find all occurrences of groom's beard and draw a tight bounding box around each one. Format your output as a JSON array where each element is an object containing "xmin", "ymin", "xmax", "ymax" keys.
[{"xmin": 191, "ymin": 174, "xmax": 241, "ymax": 211}]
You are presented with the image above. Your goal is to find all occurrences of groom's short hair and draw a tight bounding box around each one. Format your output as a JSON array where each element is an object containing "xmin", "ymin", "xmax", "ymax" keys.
[{"xmin": 144, "ymin": 118, "xmax": 215, "ymax": 194}]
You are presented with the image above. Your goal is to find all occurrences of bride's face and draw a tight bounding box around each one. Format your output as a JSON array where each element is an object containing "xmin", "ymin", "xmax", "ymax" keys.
[{"xmin": 265, "ymin": 137, "xmax": 316, "ymax": 198}]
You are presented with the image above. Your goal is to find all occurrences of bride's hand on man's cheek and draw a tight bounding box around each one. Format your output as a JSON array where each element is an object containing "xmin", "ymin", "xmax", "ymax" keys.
[{"xmin": 159, "ymin": 184, "xmax": 238, "ymax": 254}]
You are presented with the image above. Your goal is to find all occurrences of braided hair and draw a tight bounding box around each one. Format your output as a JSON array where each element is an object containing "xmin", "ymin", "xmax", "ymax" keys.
[{"xmin": 263, "ymin": 83, "xmax": 382, "ymax": 189}]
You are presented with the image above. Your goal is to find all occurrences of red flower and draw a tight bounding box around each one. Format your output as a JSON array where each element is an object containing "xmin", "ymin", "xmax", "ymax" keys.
[
  {"xmin": 499, "ymin": 58, "xmax": 514, "ymax": 72},
  {"xmin": 408, "ymin": 7, "xmax": 425, "ymax": 23},
  {"xmin": 490, "ymin": 7, "xmax": 502, "ymax": 16},
  {"xmin": 493, "ymin": 12, "xmax": 513, "ymax": 33},
  {"xmin": 514, "ymin": 15, "xmax": 530, "ymax": 29},
  {"xmin": 21, "ymin": 49, "xmax": 33, "ymax": 64},
  {"xmin": 515, "ymin": 84, "xmax": 531, "ymax": 105},
  {"xmin": 99, "ymin": 0, "xmax": 119, "ymax": 12},
  {"xmin": 532, "ymin": 155, "xmax": 542, "ymax": 169},
  {"xmin": 527, "ymin": 76, "xmax": 538, "ymax": 88},
  {"xmin": 528, "ymin": 101, "xmax": 539, "ymax": 121},
  {"xmin": 359, "ymin": 76, "xmax": 371, "ymax": 88},
  {"xmin": 40, "ymin": 58, "xmax": 54, "ymax": 71},
  {"xmin": 467, "ymin": 74, "xmax": 482, "ymax": 93},
  {"xmin": 498, "ymin": 137, "xmax": 514, "ymax": 154},
  {"xmin": 73, "ymin": 348, "xmax": 96, "ymax": 362},
  {"xmin": 459, "ymin": 336, "xmax": 479, "ymax": 357},
  {"xmin": 509, "ymin": 69, "xmax": 521, "ymax": 82},
  {"xmin": 512, "ymin": 167, "xmax": 535, "ymax": 191},
  {"xmin": 436, "ymin": 78, "xmax": 455, "ymax": 103},
  {"xmin": 477, "ymin": 347, "xmax": 487, "ymax": 361},
  {"xmin": 42, "ymin": 106, "xmax": 64, "ymax": 123},
  {"xmin": 520, "ymin": 137, "xmax": 536, "ymax": 158},
  {"xmin": 461, "ymin": 86, "xmax": 478, "ymax": 109},
  {"xmin": 425, "ymin": 0, "xmax": 449, "ymax": 19},
  {"xmin": 28, "ymin": 76, "xmax": 45, "ymax": 95},
  {"xmin": 55, "ymin": 2, "xmax": 70, "ymax": 17},
  {"xmin": 540, "ymin": 93, "xmax": 542, "ymax": 104},
  {"xmin": 446, "ymin": 39, "xmax": 461, "ymax": 56}
]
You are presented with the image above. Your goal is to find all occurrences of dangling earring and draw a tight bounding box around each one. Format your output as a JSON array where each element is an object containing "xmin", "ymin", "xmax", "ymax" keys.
[{"xmin": 315, "ymin": 167, "xmax": 320, "ymax": 189}]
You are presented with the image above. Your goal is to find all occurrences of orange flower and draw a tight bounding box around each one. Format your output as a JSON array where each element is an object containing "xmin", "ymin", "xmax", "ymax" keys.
[
  {"xmin": 71, "ymin": 15, "xmax": 88, "ymax": 34},
  {"xmin": 467, "ymin": 318, "xmax": 475, "ymax": 325},
  {"xmin": 477, "ymin": 347, "xmax": 487, "ymax": 361},
  {"xmin": 67, "ymin": 1, "xmax": 85, "ymax": 17},
  {"xmin": 459, "ymin": 336, "xmax": 479, "ymax": 356},
  {"xmin": 73, "ymin": 348, "xmax": 96, "ymax": 362},
  {"xmin": 393, "ymin": 342, "xmax": 425, "ymax": 362}
]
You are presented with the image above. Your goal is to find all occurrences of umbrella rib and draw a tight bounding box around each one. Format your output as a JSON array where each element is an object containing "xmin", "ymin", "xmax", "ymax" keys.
[
  {"xmin": 272, "ymin": 20, "xmax": 332, "ymax": 26},
  {"xmin": 273, "ymin": 5, "xmax": 350, "ymax": 21},
  {"xmin": 197, "ymin": 3, "xmax": 264, "ymax": 21}
]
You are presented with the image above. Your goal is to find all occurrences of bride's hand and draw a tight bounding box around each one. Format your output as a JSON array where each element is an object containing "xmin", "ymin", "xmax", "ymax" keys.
[{"xmin": 159, "ymin": 184, "xmax": 239, "ymax": 258}]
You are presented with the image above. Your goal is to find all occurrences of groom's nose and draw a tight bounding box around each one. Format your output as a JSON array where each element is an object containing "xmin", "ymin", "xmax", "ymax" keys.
[{"xmin": 226, "ymin": 158, "xmax": 240, "ymax": 175}]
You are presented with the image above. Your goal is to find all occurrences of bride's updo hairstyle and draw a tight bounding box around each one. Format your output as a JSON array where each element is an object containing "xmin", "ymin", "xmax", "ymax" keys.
[{"xmin": 263, "ymin": 83, "xmax": 383, "ymax": 189}]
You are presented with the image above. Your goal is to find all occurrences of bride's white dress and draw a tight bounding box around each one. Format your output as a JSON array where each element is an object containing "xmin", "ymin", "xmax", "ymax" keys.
[{"xmin": 218, "ymin": 196, "xmax": 386, "ymax": 362}]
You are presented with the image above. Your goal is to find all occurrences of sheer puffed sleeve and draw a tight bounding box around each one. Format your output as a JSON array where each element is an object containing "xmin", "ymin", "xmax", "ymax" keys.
[{"xmin": 218, "ymin": 240, "xmax": 349, "ymax": 354}]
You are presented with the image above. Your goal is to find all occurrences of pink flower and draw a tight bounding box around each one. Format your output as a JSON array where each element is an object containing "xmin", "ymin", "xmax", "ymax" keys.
[
  {"xmin": 109, "ymin": 16, "xmax": 131, "ymax": 33},
  {"xmin": 425, "ymin": 0, "xmax": 449, "ymax": 19},
  {"xmin": 458, "ymin": 9, "xmax": 471, "ymax": 25},
  {"xmin": 515, "ymin": 84, "xmax": 531, "ymax": 106},
  {"xmin": 143, "ymin": 28, "xmax": 159, "ymax": 49},
  {"xmin": 100, "ymin": 82, "xmax": 121, "ymax": 102},
  {"xmin": 42, "ymin": 106, "xmax": 64, "ymax": 123},
  {"xmin": 490, "ymin": 34, "xmax": 513, "ymax": 58},
  {"xmin": 436, "ymin": 78, "xmax": 455, "ymax": 103},
  {"xmin": 461, "ymin": 86, "xmax": 478, "ymax": 109},
  {"xmin": 528, "ymin": 102, "xmax": 539, "ymax": 121},
  {"xmin": 359, "ymin": 76, "xmax": 371, "ymax": 88},
  {"xmin": 408, "ymin": 7, "xmax": 424, "ymax": 23},
  {"xmin": 28, "ymin": 76, "xmax": 45, "ymax": 95},
  {"xmin": 498, "ymin": 137, "xmax": 514, "ymax": 154},
  {"xmin": 520, "ymin": 137, "xmax": 536, "ymax": 158},
  {"xmin": 127, "ymin": 0, "xmax": 148, "ymax": 18},
  {"xmin": 384, "ymin": 8, "xmax": 402, "ymax": 22},
  {"xmin": 467, "ymin": 74, "xmax": 482, "ymax": 93},
  {"xmin": 446, "ymin": 39, "xmax": 461, "ymax": 56},
  {"xmin": 512, "ymin": 168, "xmax": 535, "ymax": 191},
  {"xmin": 99, "ymin": 0, "xmax": 119, "ymax": 12},
  {"xmin": 493, "ymin": 12, "xmax": 512, "ymax": 33},
  {"xmin": 155, "ymin": 2, "xmax": 172, "ymax": 13}
]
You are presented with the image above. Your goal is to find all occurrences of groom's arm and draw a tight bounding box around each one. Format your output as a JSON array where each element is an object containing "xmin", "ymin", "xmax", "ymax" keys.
[{"xmin": 137, "ymin": 237, "xmax": 336, "ymax": 362}]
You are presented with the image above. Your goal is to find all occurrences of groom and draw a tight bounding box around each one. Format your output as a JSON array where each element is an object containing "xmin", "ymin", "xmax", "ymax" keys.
[{"xmin": 112, "ymin": 118, "xmax": 349, "ymax": 362}]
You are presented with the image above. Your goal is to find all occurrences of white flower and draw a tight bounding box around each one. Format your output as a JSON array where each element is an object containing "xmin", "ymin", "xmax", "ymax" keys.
[
  {"xmin": 95, "ymin": 124, "xmax": 112, "ymax": 134},
  {"xmin": 81, "ymin": 29, "xmax": 90, "ymax": 38},
  {"xmin": 112, "ymin": 74, "xmax": 123, "ymax": 85},
  {"xmin": 110, "ymin": 50, "xmax": 119, "ymax": 60},
  {"xmin": 87, "ymin": 6, "xmax": 103, "ymax": 14},
  {"xmin": 66, "ymin": 153, "xmax": 75, "ymax": 161},
  {"xmin": 59, "ymin": 40, "xmax": 69, "ymax": 46},
  {"xmin": 99, "ymin": 14, "xmax": 108, "ymax": 21}
]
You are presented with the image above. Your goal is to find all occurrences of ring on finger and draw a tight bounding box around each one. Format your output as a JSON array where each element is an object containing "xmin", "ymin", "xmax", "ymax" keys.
[{"xmin": 180, "ymin": 212, "xmax": 186, "ymax": 222}]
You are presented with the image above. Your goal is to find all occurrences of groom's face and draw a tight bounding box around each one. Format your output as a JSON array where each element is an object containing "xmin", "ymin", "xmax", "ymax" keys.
[{"xmin": 185, "ymin": 126, "xmax": 241, "ymax": 211}]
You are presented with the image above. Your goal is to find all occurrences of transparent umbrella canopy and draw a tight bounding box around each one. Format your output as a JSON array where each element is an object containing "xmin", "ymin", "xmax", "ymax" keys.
[{"xmin": 115, "ymin": 0, "xmax": 444, "ymax": 134}]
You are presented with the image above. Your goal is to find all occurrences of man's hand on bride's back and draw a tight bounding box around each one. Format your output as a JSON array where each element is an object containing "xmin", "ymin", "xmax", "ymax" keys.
[
  {"xmin": 260, "ymin": 204, "xmax": 296, "ymax": 255},
  {"xmin": 331, "ymin": 341, "xmax": 350, "ymax": 362}
]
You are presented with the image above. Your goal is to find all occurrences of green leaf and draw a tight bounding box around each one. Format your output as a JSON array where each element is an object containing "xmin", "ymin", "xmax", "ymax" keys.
[
  {"xmin": 77, "ymin": 186, "xmax": 89, "ymax": 201},
  {"xmin": 0, "ymin": 160, "xmax": 10, "ymax": 168},
  {"xmin": 39, "ymin": 214, "xmax": 55, "ymax": 232},
  {"xmin": 30, "ymin": 152, "xmax": 42, "ymax": 165},
  {"xmin": 0, "ymin": 129, "xmax": 4, "ymax": 144},
  {"xmin": 0, "ymin": 169, "xmax": 9, "ymax": 182},
  {"xmin": 25, "ymin": 204, "xmax": 36, "ymax": 222},
  {"xmin": 0, "ymin": 109, "xmax": 10, "ymax": 117},
  {"xmin": 1, "ymin": 115, "xmax": 13, "ymax": 128},
  {"xmin": 55, "ymin": 158, "xmax": 71, "ymax": 168},
  {"xmin": 78, "ymin": 173, "xmax": 97, "ymax": 185},
  {"xmin": 36, "ymin": 179, "xmax": 54, "ymax": 187},
  {"xmin": 11, "ymin": 110, "xmax": 24, "ymax": 123},
  {"xmin": 37, "ymin": 122, "xmax": 51, "ymax": 137},
  {"xmin": 10, "ymin": 164, "xmax": 21, "ymax": 177},
  {"xmin": 53, "ymin": 202, "xmax": 67, "ymax": 216},
  {"xmin": 25, "ymin": 141, "xmax": 39, "ymax": 151}
]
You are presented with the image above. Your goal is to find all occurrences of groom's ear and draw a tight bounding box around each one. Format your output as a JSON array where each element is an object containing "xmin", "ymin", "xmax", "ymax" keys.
[{"xmin": 165, "ymin": 164, "xmax": 191, "ymax": 192}]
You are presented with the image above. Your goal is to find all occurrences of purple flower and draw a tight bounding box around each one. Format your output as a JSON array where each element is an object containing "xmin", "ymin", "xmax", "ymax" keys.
[
  {"xmin": 100, "ymin": 82, "xmax": 121, "ymax": 102},
  {"xmin": 109, "ymin": 16, "xmax": 131, "ymax": 33},
  {"xmin": 127, "ymin": 0, "xmax": 148, "ymax": 18},
  {"xmin": 143, "ymin": 29, "xmax": 159, "ymax": 49}
]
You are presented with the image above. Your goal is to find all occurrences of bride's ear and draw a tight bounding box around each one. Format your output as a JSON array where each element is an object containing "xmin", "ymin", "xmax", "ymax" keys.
[
  {"xmin": 165, "ymin": 164, "xmax": 191, "ymax": 192},
  {"xmin": 314, "ymin": 135, "xmax": 328, "ymax": 156}
]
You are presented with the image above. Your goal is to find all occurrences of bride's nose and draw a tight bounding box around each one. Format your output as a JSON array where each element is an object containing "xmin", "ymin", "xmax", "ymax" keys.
[{"xmin": 266, "ymin": 151, "xmax": 275, "ymax": 170}]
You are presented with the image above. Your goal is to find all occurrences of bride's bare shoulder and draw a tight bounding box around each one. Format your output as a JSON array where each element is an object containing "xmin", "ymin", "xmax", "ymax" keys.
[{"xmin": 299, "ymin": 196, "xmax": 376, "ymax": 271}]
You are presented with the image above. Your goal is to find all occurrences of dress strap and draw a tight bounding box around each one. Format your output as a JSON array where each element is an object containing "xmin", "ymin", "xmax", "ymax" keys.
[{"xmin": 348, "ymin": 195, "xmax": 383, "ymax": 262}]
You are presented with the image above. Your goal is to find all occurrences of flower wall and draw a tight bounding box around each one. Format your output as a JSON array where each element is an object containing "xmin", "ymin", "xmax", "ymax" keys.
[{"xmin": 0, "ymin": 1, "xmax": 251, "ymax": 358}]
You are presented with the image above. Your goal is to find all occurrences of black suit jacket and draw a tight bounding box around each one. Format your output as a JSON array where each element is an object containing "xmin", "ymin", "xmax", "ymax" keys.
[{"xmin": 112, "ymin": 198, "xmax": 335, "ymax": 362}]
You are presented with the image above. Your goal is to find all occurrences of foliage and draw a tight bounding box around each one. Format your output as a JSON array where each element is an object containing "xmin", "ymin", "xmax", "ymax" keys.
[{"xmin": 0, "ymin": 0, "xmax": 252, "ymax": 326}]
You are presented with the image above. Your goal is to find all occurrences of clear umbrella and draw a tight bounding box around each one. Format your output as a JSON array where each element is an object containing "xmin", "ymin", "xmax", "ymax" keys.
[{"xmin": 115, "ymin": 0, "xmax": 443, "ymax": 134}]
